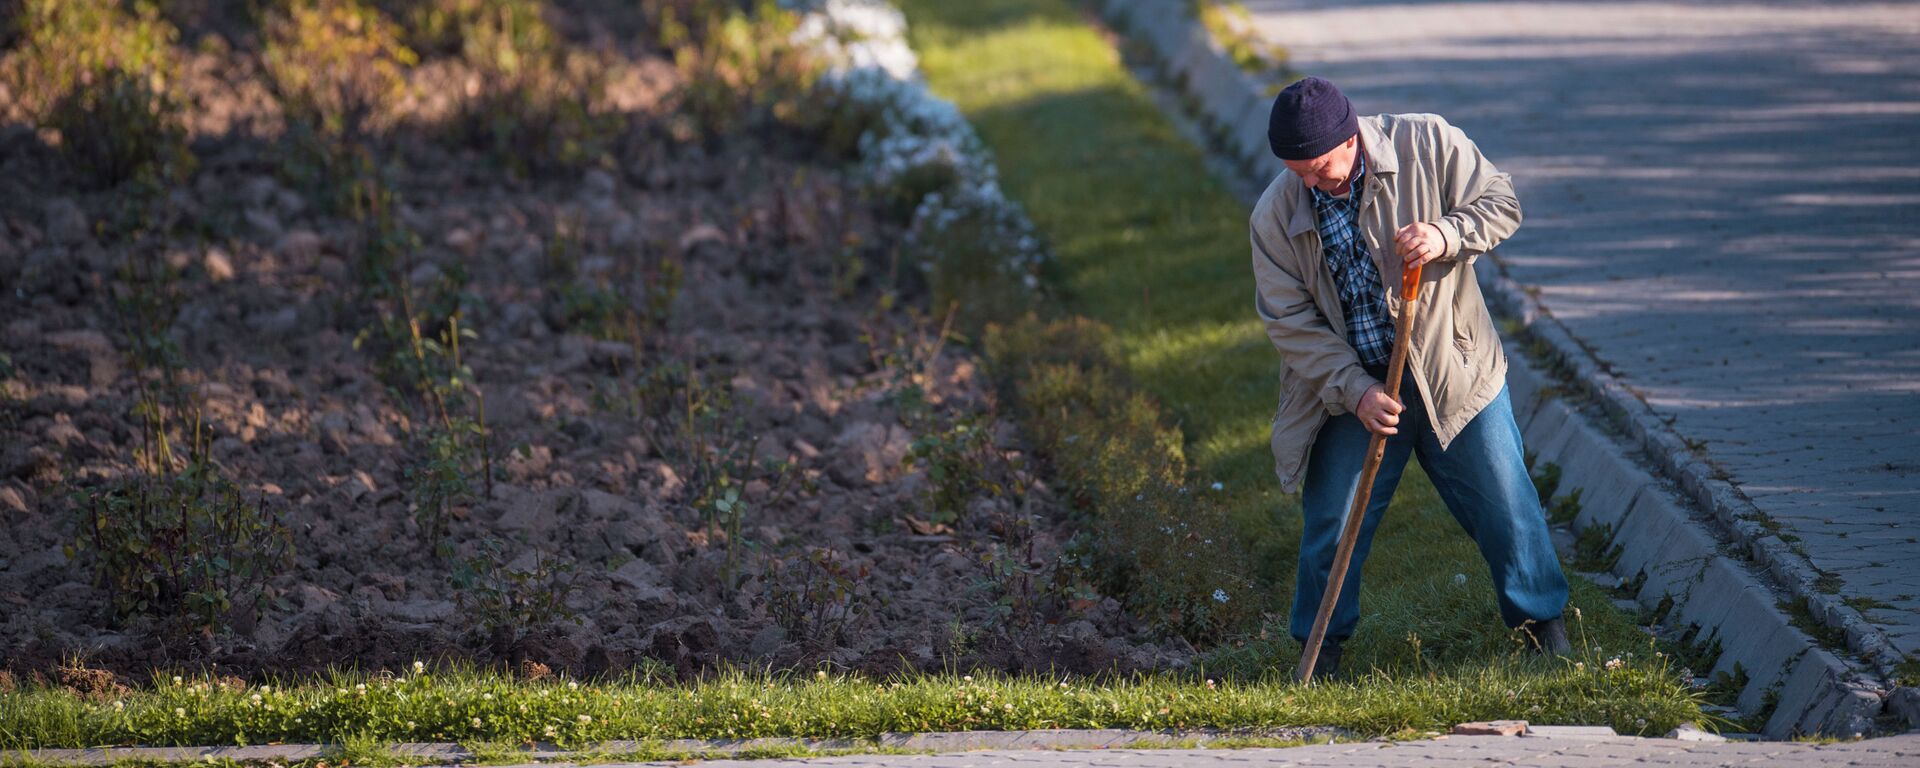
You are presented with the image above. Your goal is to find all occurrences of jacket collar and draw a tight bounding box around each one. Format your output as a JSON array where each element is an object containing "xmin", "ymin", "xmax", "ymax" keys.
[{"xmin": 1281, "ymin": 115, "xmax": 1396, "ymax": 238}]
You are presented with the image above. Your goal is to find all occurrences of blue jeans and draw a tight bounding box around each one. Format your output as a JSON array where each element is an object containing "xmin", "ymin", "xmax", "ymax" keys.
[{"xmin": 1289, "ymin": 369, "xmax": 1569, "ymax": 643}]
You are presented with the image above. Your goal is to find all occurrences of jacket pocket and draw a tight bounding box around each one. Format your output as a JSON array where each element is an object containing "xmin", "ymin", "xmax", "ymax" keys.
[{"xmin": 1451, "ymin": 313, "xmax": 1475, "ymax": 369}]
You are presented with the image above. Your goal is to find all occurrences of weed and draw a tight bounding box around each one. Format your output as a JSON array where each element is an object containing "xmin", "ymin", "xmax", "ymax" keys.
[
  {"xmin": 7, "ymin": 0, "xmax": 192, "ymax": 187},
  {"xmin": 1893, "ymin": 656, "xmax": 1920, "ymax": 688},
  {"xmin": 1546, "ymin": 488, "xmax": 1583, "ymax": 526},
  {"xmin": 1190, "ymin": 1, "xmax": 1290, "ymax": 76},
  {"xmin": 1781, "ymin": 597, "xmax": 1849, "ymax": 649},
  {"xmin": 1530, "ymin": 460, "xmax": 1561, "ymax": 505},
  {"xmin": 451, "ymin": 539, "xmax": 583, "ymax": 655},
  {"xmin": 1572, "ymin": 523, "xmax": 1622, "ymax": 573}
]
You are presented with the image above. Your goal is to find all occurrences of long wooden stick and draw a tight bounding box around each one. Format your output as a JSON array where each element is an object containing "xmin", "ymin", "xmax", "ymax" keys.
[{"xmin": 1296, "ymin": 261, "xmax": 1424, "ymax": 683}]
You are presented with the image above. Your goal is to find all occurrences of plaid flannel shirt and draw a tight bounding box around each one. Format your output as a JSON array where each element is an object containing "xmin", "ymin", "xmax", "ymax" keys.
[{"xmin": 1309, "ymin": 151, "xmax": 1394, "ymax": 368}]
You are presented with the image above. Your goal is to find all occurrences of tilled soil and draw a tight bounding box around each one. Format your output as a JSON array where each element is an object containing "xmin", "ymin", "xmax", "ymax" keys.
[{"xmin": 0, "ymin": 41, "xmax": 1190, "ymax": 683}]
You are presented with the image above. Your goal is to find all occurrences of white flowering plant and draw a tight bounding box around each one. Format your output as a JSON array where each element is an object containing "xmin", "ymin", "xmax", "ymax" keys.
[{"xmin": 787, "ymin": 0, "xmax": 1053, "ymax": 318}]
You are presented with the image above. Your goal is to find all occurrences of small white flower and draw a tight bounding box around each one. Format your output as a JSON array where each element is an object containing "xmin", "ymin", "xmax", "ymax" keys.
[
  {"xmin": 1210, "ymin": 481, "xmax": 1224, "ymax": 491},
  {"xmin": 113, "ymin": 700, "xmax": 125, "ymax": 711},
  {"xmin": 816, "ymin": 670, "xmax": 828, "ymax": 680},
  {"xmin": 1605, "ymin": 657, "xmax": 1624, "ymax": 671},
  {"xmin": 544, "ymin": 725, "xmax": 558, "ymax": 738},
  {"xmin": 172, "ymin": 676, "xmax": 183, "ymax": 686},
  {"xmin": 1212, "ymin": 589, "xmax": 1230, "ymax": 603},
  {"xmin": 259, "ymin": 685, "xmax": 271, "ymax": 694},
  {"xmin": 482, "ymin": 693, "xmax": 493, "ymax": 701},
  {"xmin": 413, "ymin": 661, "xmax": 425, "ymax": 674},
  {"xmin": 251, "ymin": 694, "xmax": 263, "ymax": 705},
  {"xmin": 355, "ymin": 684, "xmax": 367, "ymax": 694},
  {"xmin": 175, "ymin": 707, "xmax": 186, "ymax": 718},
  {"xmin": 578, "ymin": 714, "xmax": 592, "ymax": 724},
  {"xmin": 1574, "ymin": 662, "xmax": 1586, "ymax": 671},
  {"xmin": 405, "ymin": 721, "xmax": 415, "ymax": 730},
  {"xmin": 568, "ymin": 681, "xmax": 579, "ymax": 691},
  {"xmin": 471, "ymin": 717, "xmax": 483, "ymax": 728},
  {"xmin": 962, "ymin": 675, "xmax": 973, "ymax": 682},
  {"xmin": 1453, "ymin": 573, "xmax": 1467, "ymax": 586}
]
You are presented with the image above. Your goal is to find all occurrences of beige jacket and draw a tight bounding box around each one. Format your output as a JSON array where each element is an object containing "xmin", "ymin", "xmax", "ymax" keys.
[{"xmin": 1250, "ymin": 113, "xmax": 1521, "ymax": 493}]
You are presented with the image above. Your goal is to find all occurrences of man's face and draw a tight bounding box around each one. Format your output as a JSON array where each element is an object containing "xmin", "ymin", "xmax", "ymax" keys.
[{"xmin": 1283, "ymin": 134, "xmax": 1360, "ymax": 195}]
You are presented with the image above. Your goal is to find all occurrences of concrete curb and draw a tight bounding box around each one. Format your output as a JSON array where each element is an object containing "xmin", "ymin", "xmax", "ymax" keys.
[
  {"xmin": 13, "ymin": 728, "xmax": 1345, "ymax": 766},
  {"xmin": 1090, "ymin": 0, "xmax": 1902, "ymax": 738}
]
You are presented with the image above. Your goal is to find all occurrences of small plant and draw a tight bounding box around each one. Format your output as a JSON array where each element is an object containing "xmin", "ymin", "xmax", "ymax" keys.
[
  {"xmin": 451, "ymin": 538, "xmax": 583, "ymax": 655},
  {"xmin": 7, "ymin": 0, "xmax": 192, "ymax": 187},
  {"xmin": 433, "ymin": 0, "xmax": 615, "ymax": 176},
  {"xmin": 903, "ymin": 411, "xmax": 1027, "ymax": 527},
  {"xmin": 64, "ymin": 203, "xmax": 292, "ymax": 637},
  {"xmin": 903, "ymin": 187, "xmax": 1049, "ymax": 336},
  {"xmin": 661, "ymin": 0, "xmax": 819, "ymax": 142},
  {"xmin": 346, "ymin": 174, "xmax": 495, "ymax": 557},
  {"xmin": 972, "ymin": 526, "xmax": 1045, "ymax": 631},
  {"xmin": 764, "ymin": 547, "xmax": 874, "ymax": 653},
  {"xmin": 1572, "ymin": 523, "xmax": 1623, "ymax": 572},
  {"xmin": 264, "ymin": 0, "xmax": 417, "ymax": 144},
  {"xmin": 68, "ymin": 430, "xmax": 293, "ymax": 636}
]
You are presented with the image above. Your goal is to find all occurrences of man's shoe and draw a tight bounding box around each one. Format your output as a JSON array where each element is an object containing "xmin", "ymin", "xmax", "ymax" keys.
[
  {"xmin": 1525, "ymin": 617, "xmax": 1572, "ymax": 657},
  {"xmin": 1303, "ymin": 638, "xmax": 1344, "ymax": 681}
]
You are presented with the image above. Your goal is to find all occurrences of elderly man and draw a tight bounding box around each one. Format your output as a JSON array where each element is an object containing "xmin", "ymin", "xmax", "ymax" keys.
[{"xmin": 1249, "ymin": 76, "xmax": 1570, "ymax": 679}]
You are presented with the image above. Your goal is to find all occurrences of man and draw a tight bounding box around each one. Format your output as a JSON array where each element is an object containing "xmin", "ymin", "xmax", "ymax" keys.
[{"xmin": 1248, "ymin": 76, "xmax": 1571, "ymax": 679}]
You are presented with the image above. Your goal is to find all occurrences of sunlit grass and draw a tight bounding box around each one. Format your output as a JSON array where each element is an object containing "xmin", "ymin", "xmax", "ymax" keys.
[{"xmin": 0, "ymin": 658, "xmax": 1704, "ymax": 752}]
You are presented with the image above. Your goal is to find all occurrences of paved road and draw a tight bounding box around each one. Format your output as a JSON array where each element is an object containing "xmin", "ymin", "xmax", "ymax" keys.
[
  {"xmin": 1239, "ymin": 0, "xmax": 1920, "ymax": 660},
  {"xmin": 556, "ymin": 732, "xmax": 1920, "ymax": 766}
]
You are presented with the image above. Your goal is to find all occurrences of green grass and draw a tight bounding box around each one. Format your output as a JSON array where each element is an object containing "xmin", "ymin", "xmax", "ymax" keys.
[
  {"xmin": 894, "ymin": 0, "xmax": 1701, "ymax": 705},
  {"xmin": 0, "ymin": 661, "xmax": 1704, "ymax": 752}
]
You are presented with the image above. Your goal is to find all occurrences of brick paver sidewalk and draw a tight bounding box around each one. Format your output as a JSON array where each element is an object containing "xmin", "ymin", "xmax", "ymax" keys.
[
  {"xmin": 1237, "ymin": 0, "xmax": 1920, "ymax": 661},
  {"xmin": 552, "ymin": 732, "xmax": 1920, "ymax": 767}
]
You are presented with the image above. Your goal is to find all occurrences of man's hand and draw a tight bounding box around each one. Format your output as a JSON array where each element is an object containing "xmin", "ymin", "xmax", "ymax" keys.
[
  {"xmin": 1394, "ymin": 222, "xmax": 1446, "ymax": 268},
  {"xmin": 1356, "ymin": 383, "xmax": 1403, "ymax": 436}
]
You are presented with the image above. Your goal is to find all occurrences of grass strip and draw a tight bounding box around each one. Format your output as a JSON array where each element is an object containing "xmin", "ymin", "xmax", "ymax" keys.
[
  {"xmin": 893, "ymin": 0, "xmax": 1709, "ymax": 717},
  {"xmin": 0, "ymin": 663, "xmax": 1701, "ymax": 751}
]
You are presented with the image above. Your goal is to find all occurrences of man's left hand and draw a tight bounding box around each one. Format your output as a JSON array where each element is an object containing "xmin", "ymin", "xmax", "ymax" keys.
[{"xmin": 1394, "ymin": 222, "xmax": 1446, "ymax": 268}]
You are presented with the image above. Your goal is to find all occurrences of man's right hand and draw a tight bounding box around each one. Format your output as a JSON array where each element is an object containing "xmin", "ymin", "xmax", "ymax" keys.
[{"xmin": 1356, "ymin": 383, "xmax": 1404, "ymax": 436}]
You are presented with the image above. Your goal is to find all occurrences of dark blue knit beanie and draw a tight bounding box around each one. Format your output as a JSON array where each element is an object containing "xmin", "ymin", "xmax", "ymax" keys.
[{"xmin": 1267, "ymin": 76, "xmax": 1358, "ymax": 160}]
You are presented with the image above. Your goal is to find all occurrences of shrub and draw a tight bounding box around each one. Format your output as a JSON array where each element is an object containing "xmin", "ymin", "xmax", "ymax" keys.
[
  {"xmin": 451, "ymin": 539, "xmax": 582, "ymax": 654},
  {"xmin": 263, "ymin": 0, "xmax": 417, "ymax": 144},
  {"xmin": 764, "ymin": 547, "xmax": 875, "ymax": 653},
  {"xmin": 404, "ymin": 0, "xmax": 616, "ymax": 176},
  {"xmin": 661, "ymin": 0, "xmax": 820, "ymax": 142},
  {"xmin": 5, "ymin": 0, "xmax": 192, "ymax": 186},
  {"xmin": 68, "ymin": 448, "xmax": 293, "ymax": 636},
  {"xmin": 904, "ymin": 187, "xmax": 1049, "ymax": 337}
]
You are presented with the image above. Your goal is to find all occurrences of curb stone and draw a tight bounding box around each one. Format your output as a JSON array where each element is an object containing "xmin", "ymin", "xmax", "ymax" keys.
[{"xmin": 1089, "ymin": 0, "xmax": 1905, "ymax": 737}]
